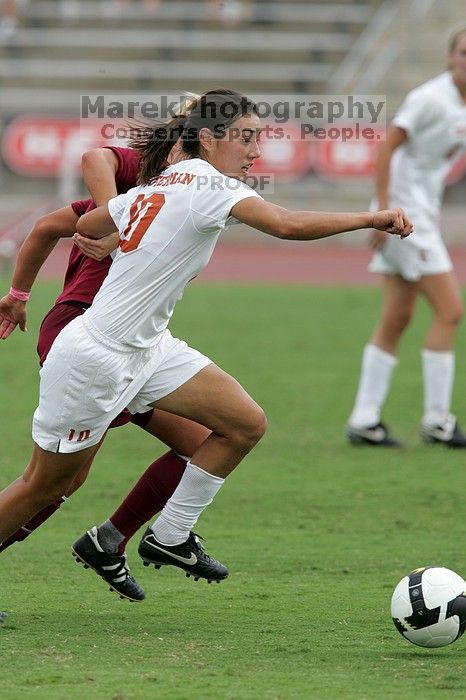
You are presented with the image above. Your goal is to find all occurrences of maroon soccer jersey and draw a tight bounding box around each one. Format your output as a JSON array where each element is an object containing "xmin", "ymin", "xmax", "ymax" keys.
[
  {"xmin": 38, "ymin": 146, "xmax": 153, "ymax": 428},
  {"xmin": 55, "ymin": 146, "xmax": 140, "ymax": 306}
]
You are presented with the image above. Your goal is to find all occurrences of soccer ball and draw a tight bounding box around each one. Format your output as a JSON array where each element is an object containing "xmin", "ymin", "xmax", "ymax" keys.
[{"xmin": 390, "ymin": 567, "xmax": 466, "ymax": 648}]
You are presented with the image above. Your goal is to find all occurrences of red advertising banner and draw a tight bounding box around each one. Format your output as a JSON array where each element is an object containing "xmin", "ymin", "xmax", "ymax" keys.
[
  {"xmin": 1, "ymin": 117, "xmax": 104, "ymax": 176},
  {"xmin": 312, "ymin": 127, "xmax": 385, "ymax": 180},
  {"xmin": 2, "ymin": 116, "xmax": 313, "ymax": 180},
  {"xmin": 253, "ymin": 121, "xmax": 312, "ymax": 180},
  {"xmin": 2, "ymin": 116, "xmax": 466, "ymax": 186}
]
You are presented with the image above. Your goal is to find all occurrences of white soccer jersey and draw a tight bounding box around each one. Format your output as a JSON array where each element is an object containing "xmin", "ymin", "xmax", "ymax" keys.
[
  {"xmin": 380, "ymin": 72, "xmax": 466, "ymax": 242},
  {"xmin": 85, "ymin": 158, "xmax": 261, "ymax": 348}
]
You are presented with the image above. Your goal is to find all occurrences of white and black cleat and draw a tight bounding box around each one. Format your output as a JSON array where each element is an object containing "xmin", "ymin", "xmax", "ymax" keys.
[
  {"xmin": 347, "ymin": 421, "xmax": 404, "ymax": 447},
  {"xmin": 138, "ymin": 529, "xmax": 228, "ymax": 582},
  {"xmin": 421, "ymin": 414, "xmax": 466, "ymax": 448},
  {"xmin": 72, "ymin": 527, "xmax": 145, "ymax": 602}
]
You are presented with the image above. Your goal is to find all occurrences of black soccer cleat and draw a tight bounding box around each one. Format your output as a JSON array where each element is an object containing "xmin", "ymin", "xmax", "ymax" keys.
[
  {"xmin": 0, "ymin": 611, "xmax": 7, "ymax": 624},
  {"xmin": 347, "ymin": 421, "xmax": 404, "ymax": 447},
  {"xmin": 138, "ymin": 528, "xmax": 228, "ymax": 583},
  {"xmin": 421, "ymin": 415, "xmax": 466, "ymax": 448},
  {"xmin": 72, "ymin": 527, "xmax": 145, "ymax": 602}
]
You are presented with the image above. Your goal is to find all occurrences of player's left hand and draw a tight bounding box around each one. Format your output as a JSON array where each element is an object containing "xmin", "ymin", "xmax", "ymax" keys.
[
  {"xmin": 0, "ymin": 294, "xmax": 27, "ymax": 339},
  {"xmin": 372, "ymin": 208, "xmax": 413, "ymax": 239},
  {"xmin": 73, "ymin": 231, "xmax": 119, "ymax": 260}
]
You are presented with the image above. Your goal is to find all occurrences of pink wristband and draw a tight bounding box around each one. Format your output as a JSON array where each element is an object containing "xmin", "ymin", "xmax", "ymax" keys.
[{"xmin": 9, "ymin": 287, "xmax": 30, "ymax": 302}]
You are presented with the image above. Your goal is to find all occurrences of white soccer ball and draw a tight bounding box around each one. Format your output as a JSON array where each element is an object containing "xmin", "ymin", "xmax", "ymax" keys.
[{"xmin": 391, "ymin": 567, "xmax": 466, "ymax": 648}]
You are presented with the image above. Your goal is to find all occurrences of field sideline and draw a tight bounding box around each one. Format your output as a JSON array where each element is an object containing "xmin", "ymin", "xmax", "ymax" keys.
[
  {"xmin": 24, "ymin": 238, "xmax": 466, "ymax": 286},
  {"xmin": 2, "ymin": 279, "xmax": 466, "ymax": 700}
]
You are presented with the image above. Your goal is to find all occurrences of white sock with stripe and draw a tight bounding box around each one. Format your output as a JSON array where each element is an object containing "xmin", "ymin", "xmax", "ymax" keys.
[{"xmin": 150, "ymin": 462, "xmax": 224, "ymax": 546}]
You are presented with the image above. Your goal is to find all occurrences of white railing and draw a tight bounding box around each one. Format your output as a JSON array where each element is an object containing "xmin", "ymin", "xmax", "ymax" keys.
[
  {"xmin": 26, "ymin": 1, "xmax": 373, "ymax": 25},
  {"xmin": 328, "ymin": 0, "xmax": 438, "ymax": 94},
  {"xmin": 0, "ymin": 27, "xmax": 352, "ymax": 52},
  {"xmin": 328, "ymin": 0, "xmax": 399, "ymax": 93}
]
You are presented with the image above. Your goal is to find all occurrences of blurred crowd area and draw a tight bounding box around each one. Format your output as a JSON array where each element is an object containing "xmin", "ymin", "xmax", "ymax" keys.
[
  {"xmin": 0, "ymin": 0, "xmax": 464, "ymax": 249},
  {"xmin": 0, "ymin": 1, "xmax": 303, "ymax": 32}
]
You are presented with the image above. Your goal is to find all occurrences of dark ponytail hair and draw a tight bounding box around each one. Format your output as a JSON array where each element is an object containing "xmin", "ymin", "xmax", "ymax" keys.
[
  {"xmin": 130, "ymin": 114, "xmax": 188, "ymax": 184},
  {"xmin": 130, "ymin": 89, "xmax": 258, "ymax": 185}
]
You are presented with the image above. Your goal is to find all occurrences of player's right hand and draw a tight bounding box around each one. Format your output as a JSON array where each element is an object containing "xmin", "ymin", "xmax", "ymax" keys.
[
  {"xmin": 0, "ymin": 294, "xmax": 27, "ymax": 339},
  {"xmin": 372, "ymin": 208, "xmax": 413, "ymax": 239}
]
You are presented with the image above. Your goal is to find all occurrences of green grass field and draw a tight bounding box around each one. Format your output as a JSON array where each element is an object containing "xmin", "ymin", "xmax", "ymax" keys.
[{"xmin": 2, "ymin": 279, "xmax": 466, "ymax": 700}]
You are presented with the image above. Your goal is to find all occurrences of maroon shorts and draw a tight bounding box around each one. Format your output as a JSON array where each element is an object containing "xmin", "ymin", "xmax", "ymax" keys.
[{"xmin": 37, "ymin": 302, "xmax": 154, "ymax": 429}]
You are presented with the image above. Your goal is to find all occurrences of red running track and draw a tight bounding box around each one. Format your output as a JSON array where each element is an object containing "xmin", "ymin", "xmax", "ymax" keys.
[{"xmin": 37, "ymin": 240, "xmax": 466, "ymax": 286}]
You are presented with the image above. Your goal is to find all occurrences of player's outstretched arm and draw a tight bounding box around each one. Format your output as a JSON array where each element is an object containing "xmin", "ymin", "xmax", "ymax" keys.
[
  {"xmin": 230, "ymin": 198, "xmax": 413, "ymax": 241},
  {"xmin": 0, "ymin": 206, "xmax": 79, "ymax": 339}
]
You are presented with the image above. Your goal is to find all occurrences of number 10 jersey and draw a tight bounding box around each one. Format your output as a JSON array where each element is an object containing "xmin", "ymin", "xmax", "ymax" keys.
[{"xmin": 86, "ymin": 158, "xmax": 260, "ymax": 349}]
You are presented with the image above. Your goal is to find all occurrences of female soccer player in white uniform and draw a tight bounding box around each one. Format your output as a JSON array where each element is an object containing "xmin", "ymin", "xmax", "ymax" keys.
[
  {"xmin": 0, "ymin": 89, "xmax": 411, "ymax": 583},
  {"xmin": 347, "ymin": 27, "xmax": 466, "ymax": 447}
]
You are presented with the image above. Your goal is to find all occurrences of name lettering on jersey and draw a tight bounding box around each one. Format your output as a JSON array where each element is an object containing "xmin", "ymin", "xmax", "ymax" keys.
[
  {"xmin": 67, "ymin": 428, "xmax": 91, "ymax": 442},
  {"xmin": 152, "ymin": 171, "xmax": 197, "ymax": 187}
]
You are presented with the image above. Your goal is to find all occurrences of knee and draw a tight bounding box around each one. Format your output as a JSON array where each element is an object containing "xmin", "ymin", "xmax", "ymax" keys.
[
  {"xmin": 384, "ymin": 309, "xmax": 413, "ymax": 337},
  {"xmin": 248, "ymin": 406, "xmax": 268, "ymax": 444},
  {"xmin": 233, "ymin": 405, "xmax": 268, "ymax": 451},
  {"xmin": 23, "ymin": 472, "xmax": 73, "ymax": 506},
  {"xmin": 442, "ymin": 302, "xmax": 463, "ymax": 327}
]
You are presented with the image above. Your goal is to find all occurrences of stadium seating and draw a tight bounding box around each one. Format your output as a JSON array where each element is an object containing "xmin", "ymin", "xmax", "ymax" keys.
[
  {"xmin": 0, "ymin": 0, "xmax": 379, "ymax": 113},
  {"xmin": 0, "ymin": 0, "xmax": 462, "ymax": 114}
]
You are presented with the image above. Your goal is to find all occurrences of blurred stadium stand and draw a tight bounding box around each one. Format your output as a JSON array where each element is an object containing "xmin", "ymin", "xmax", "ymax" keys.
[
  {"xmin": 0, "ymin": 0, "xmax": 379, "ymax": 107},
  {"xmin": 0, "ymin": 0, "xmax": 464, "ymax": 263}
]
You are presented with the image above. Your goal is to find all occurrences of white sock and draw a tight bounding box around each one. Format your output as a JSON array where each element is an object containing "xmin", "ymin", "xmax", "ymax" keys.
[
  {"xmin": 150, "ymin": 462, "xmax": 225, "ymax": 546},
  {"xmin": 422, "ymin": 349, "xmax": 454, "ymax": 426},
  {"xmin": 348, "ymin": 344, "xmax": 397, "ymax": 428}
]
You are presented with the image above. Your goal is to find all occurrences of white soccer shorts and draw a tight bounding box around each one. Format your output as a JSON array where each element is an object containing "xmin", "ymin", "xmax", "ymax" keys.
[
  {"xmin": 368, "ymin": 234, "xmax": 452, "ymax": 281},
  {"xmin": 32, "ymin": 316, "xmax": 211, "ymax": 453}
]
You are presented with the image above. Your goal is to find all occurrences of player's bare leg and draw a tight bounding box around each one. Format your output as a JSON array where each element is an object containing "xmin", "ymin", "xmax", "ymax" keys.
[
  {"xmin": 0, "ymin": 452, "xmax": 96, "ymax": 553},
  {"xmin": 1, "ymin": 409, "xmax": 210, "ymax": 554},
  {"xmin": 370, "ymin": 275, "xmax": 418, "ymax": 355},
  {"xmin": 152, "ymin": 364, "xmax": 267, "ymax": 478},
  {"xmin": 0, "ymin": 443, "xmax": 96, "ymax": 544},
  {"xmin": 418, "ymin": 271, "xmax": 463, "ymax": 350},
  {"xmin": 417, "ymin": 272, "xmax": 466, "ymax": 446},
  {"xmin": 143, "ymin": 408, "xmax": 211, "ymax": 457}
]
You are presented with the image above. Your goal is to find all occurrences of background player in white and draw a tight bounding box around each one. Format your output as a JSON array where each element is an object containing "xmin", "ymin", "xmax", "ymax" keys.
[
  {"xmin": 347, "ymin": 27, "xmax": 466, "ymax": 448},
  {"xmin": 0, "ymin": 90, "xmax": 411, "ymax": 585}
]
